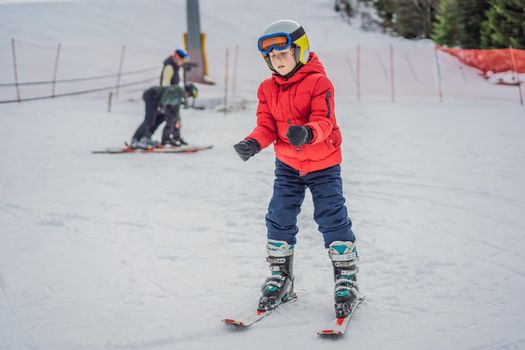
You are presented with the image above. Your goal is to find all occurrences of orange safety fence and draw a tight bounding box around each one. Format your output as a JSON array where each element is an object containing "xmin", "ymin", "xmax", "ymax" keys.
[{"xmin": 439, "ymin": 47, "xmax": 525, "ymax": 74}]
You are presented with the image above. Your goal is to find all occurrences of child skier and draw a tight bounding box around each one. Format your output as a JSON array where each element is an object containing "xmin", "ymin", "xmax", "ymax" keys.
[
  {"xmin": 233, "ymin": 19, "xmax": 360, "ymax": 319},
  {"xmin": 130, "ymin": 85, "xmax": 187, "ymax": 149}
]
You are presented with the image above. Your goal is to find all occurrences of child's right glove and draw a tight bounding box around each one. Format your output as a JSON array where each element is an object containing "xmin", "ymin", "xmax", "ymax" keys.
[{"xmin": 234, "ymin": 138, "xmax": 261, "ymax": 161}]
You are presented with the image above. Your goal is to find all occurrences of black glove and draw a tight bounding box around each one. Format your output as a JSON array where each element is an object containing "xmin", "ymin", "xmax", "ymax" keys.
[
  {"xmin": 233, "ymin": 138, "xmax": 261, "ymax": 161},
  {"xmin": 286, "ymin": 126, "xmax": 312, "ymax": 146}
]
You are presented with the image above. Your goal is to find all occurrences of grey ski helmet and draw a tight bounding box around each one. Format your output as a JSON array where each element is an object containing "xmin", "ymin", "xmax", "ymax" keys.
[{"xmin": 257, "ymin": 19, "xmax": 310, "ymax": 72}]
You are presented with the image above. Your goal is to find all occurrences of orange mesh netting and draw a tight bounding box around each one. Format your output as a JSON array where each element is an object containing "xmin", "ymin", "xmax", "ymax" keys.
[{"xmin": 440, "ymin": 47, "xmax": 525, "ymax": 74}]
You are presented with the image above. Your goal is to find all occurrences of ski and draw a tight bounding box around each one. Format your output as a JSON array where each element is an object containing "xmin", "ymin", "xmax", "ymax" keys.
[
  {"xmin": 317, "ymin": 293, "xmax": 364, "ymax": 337},
  {"xmin": 92, "ymin": 145, "xmax": 213, "ymax": 154},
  {"xmin": 223, "ymin": 309, "xmax": 271, "ymax": 328},
  {"xmin": 222, "ymin": 292, "xmax": 298, "ymax": 328}
]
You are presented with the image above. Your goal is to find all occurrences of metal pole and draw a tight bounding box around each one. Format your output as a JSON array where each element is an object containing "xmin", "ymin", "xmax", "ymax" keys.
[
  {"xmin": 344, "ymin": 50, "xmax": 357, "ymax": 98},
  {"xmin": 356, "ymin": 44, "xmax": 361, "ymax": 101},
  {"xmin": 433, "ymin": 46, "xmax": 443, "ymax": 103},
  {"xmin": 186, "ymin": 0, "xmax": 205, "ymax": 83},
  {"xmin": 390, "ymin": 45, "xmax": 395, "ymax": 103},
  {"xmin": 115, "ymin": 45, "xmax": 126, "ymax": 98},
  {"xmin": 344, "ymin": 50, "xmax": 356, "ymax": 83},
  {"xmin": 51, "ymin": 43, "xmax": 61, "ymax": 98},
  {"xmin": 232, "ymin": 45, "xmax": 239, "ymax": 96},
  {"xmin": 108, "ymin": 91, "xmax": 113, "ymax": 113},
  {"xmin": 224, "ymin": 47, "xmax": 229, "ymax": 115},
  {"xmin": 509, "ymin": 47, "xmax": 524, "ymax": 106},
  {"xmin": 376, "ymin": 48, "xmax": 389, "ymax": 81},
  {"xmin": 458, "ymin": 50, "xmax": 467, "ymax": 85},
  {"xmin": 404, "ymin": 54, "xmax": 419, "ymax": 82},
  {"xmin": 11, "ymin": 38, "xmax": 21, "ymax": 102}
]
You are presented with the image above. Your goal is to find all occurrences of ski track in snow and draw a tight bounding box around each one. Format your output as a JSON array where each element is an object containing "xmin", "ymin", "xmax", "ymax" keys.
[{"xmin": 1, "ymin": 1, "xmax": 525, "ymax": 350}]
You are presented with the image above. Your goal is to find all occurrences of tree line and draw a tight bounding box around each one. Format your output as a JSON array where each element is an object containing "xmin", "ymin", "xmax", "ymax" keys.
[{"xmin": 335, "ymin": 0, "xmax": 525, "ymax": 49}]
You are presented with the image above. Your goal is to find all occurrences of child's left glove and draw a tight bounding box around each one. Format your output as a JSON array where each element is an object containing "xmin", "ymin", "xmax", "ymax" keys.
[{"xmin": 286, "ymin": 126, "xmax": 312, "ymax": 146}]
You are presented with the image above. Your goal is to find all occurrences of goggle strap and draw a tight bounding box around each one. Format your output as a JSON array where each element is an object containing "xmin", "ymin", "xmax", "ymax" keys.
[{"xmin": 289, "ymin": 26, "xmax": 305, "ymax": 42}]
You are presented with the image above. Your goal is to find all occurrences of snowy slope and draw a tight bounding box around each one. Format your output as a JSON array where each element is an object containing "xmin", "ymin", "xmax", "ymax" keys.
[
  {"xmin": 2, "ymin": 1, "xmax": 525, "ymax": 350},
  {"xmin": 0, "ymin": 0, "xmax": 424, "ymax": 48}
]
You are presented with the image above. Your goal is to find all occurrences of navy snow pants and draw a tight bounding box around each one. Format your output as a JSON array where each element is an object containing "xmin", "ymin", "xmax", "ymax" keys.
[{"xmin": 266, "ymin": 159, "xmax": 355, "ymax": 248}]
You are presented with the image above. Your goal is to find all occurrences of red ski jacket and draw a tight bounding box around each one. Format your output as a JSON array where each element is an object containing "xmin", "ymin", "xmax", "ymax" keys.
[{"xmin": 246, "ymin": 52, "xmax": 342, "ymax": 176}]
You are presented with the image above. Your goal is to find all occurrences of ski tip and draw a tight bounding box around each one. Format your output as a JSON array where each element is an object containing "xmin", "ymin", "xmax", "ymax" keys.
[
  {"xmin": 318, "ymin": 330, "xmax": 343, "ymax": 336},
  {"xmin": 222, "ymin": 319, "xmax": 245, "ymax": 327}
]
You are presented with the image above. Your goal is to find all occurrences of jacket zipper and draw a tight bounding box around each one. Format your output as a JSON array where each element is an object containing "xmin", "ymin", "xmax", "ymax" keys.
[{"xmin": 325, "ymin": 91, "xmax": 331, "ymax": 118}]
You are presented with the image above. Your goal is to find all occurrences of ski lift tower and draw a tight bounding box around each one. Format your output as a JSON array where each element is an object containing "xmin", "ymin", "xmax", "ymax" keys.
[{"xmin": 185, "ymin": 0, "xmax": 213, "ymax": 84}]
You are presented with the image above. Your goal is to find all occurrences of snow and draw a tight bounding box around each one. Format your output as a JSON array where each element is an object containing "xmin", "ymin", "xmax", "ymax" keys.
[
  {"xmin": 487, "ymin": 71, "xmax": 525, "ymax": 85},
  {"xmin": 1, "ymin": 1, "xmax": 525, "ymax": 350}
]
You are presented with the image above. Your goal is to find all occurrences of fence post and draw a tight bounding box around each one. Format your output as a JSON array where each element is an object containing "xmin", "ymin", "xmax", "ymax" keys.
[
  {"xmin": 434, "ymin": 46, "xmax": 443, "ymax": 103},
  {"xmin": 108, "ymin": 91, "xmax": 113, "ymax": 113},
  {"xmin": 356, "ymin": 44, "xmax": 361, "ymax": 101},
  {"xmin": 458, "ymin": 49, "xmax": 467, "ymax": 85},
  {"xmin": 376, "ymin": 48, "xmax": 389, "ymax": 81},
  {"xmin": 51, "ymin": 43, "xmax": 61, "ymax": 98},
  {"xmin": 115, "ymin": 45, "xmax": 126, "ymax": 98},
  {"xmin": 232, "ymin": 45, "xmax": 239, "ymax": 96},
  {"xmin": 345, "ymin": 50, "xmax": 357, "ymax": 100},
  {"xmin": 509, "ymin": 47, "xmax": 524, "ymax": 106},
  {"xmin": 390, "ymin": 45, "xmax": 395, "ymax": 103},
  {"xmin": 404, "ymin": 53, "xmax": 419, "ymax": 82},
  {"xmin": 224, "ymin": 47, "xmax": 229, "ymax": 115},
  {"xmin": 11, "ymin": 38, "xmax": 21, "ymax": 102}
]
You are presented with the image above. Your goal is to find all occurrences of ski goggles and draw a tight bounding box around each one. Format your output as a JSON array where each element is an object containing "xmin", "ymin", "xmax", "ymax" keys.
[{"xmin": 257, "ymin": 27, "xmax": 306, "ymax": 55}]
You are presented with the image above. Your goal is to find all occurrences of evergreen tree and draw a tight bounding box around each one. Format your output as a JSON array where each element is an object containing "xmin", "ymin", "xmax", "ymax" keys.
[
  {"xmin": 335, "ymin": 0, "xmax": 354, "ymax": 17},
  {"xmin": 481, "ymin": 0, "xmax": 525, "ymax": 49},
  {"xmin": 372, "ymin": 0, "xmax": 438, "ymax": 38},
  {"xmin": 373, "ymin": 0, "xmax": 396, "ymax": 33},
  {"xmin": 393, "ymin": 0, "xmax": 439, "ymax": 39},
  {"xmin": 433, "ymin": 0, "xmax": 490, "ymax": 48},
  {"xmin": 460, "ymin": 0, "xmax": 491, "ymax": 48},
  {"xmin": 433, "ymin": 0, "xmax": 461, "ymax": 46}
]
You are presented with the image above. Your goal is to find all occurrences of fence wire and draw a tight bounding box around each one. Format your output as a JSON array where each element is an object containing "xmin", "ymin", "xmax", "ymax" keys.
[
  {"xmin": 0, "ymin": 77, "xmax": 157, "ymax": 104},
  {"xmin": 2, "ymin": 40, "xmax": 524, "ymax": 106}
]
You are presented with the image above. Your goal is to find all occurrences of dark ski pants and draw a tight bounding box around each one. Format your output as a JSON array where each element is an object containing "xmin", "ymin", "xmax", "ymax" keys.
[
  {"xmin": 266, "ymin": 159, "xmax": 355, "ymax": 248},
  {"xmin": 132, "ymin": 88, "xmax": 182, "ymax": 143},
  {"xmin": 161, "ymin": 105, "xmax": 181, "ymax": 144},
  {"xmin": 132, "ymin": 87, "xmax": 164, "ymax": 140}
]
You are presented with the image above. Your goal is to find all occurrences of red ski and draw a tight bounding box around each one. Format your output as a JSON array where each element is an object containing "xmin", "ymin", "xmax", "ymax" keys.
[{"xmin": 318, "ymin": 293, "xmax": 364, "ymax": 337}]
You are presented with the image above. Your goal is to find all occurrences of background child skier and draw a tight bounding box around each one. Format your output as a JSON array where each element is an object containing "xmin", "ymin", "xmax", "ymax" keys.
[
  {"xmin": 233, "ymin": 19, "xmax": 361, "ymax": 319},
  {"xmin": 130, "ymin": 85, "xmax": 187, "ymax": 149}
]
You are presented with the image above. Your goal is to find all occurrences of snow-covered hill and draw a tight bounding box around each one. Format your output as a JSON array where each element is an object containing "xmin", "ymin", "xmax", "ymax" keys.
[{"xmin": 1, "ymin": 1, "xmax": 525, "ymax": 350}]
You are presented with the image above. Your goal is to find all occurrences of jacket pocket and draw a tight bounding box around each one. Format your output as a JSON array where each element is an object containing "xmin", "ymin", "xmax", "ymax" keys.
[
  {"xmin": 303, "ymin": 141, "xmax": 334, "ymax": 161},
  {"xmin": 325, "ymin": 138, "xmax": 336, "ymax": 152}
]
